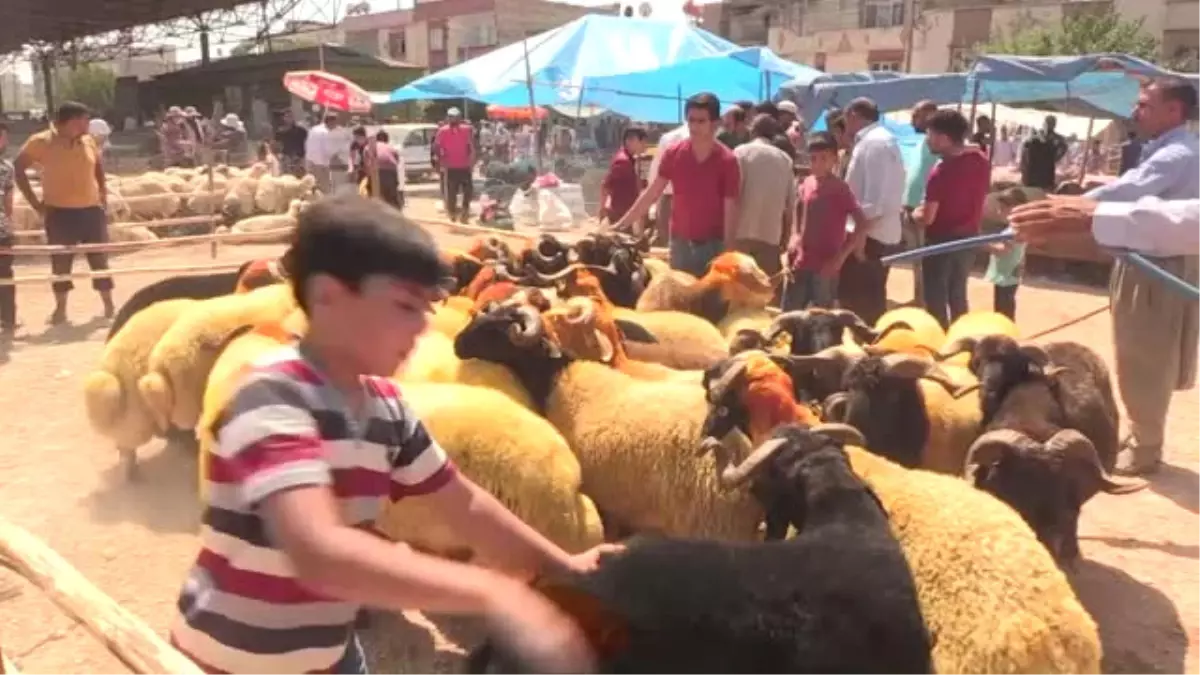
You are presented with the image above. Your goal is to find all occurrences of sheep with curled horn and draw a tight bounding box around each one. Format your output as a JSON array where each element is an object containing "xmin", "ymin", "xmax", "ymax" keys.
[
  {"xmin": 510, "ymin": 233, "xmax": 572, "ymax": 277},
  {"xmin": 820, "ymin": 352, "xmax": 983, "ymax": 475},
  {"xmin": 762, "ymin": 307, "xmax": 877, "ymax": 356},
  {"xmin": 936, "ymin": 310, "xmax": 1019, "ymax": 366},
  {"xmin": 953, "ymin": 334, "xmax": 1145, "ymax": 566},
  {"xmin": 567, "ymin": 230, "xmax": 656, "ymax": 308}
]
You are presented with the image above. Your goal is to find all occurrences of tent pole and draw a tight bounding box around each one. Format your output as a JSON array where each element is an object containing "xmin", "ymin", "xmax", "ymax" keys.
[
  {"xmin": 575, "ymin": 83, "xmax": 585, "ymax": 120},
  {"xmin": 1077, "ymin": 116, "xmax": 1096, "ymax": 186},
  {"xmin": 987, "ymin": 100, "xmax": 997, "ymax": 169},
  {"xmin": 677, "ymin": 85, "xmax": 683, "ymax": 124},
  {"xmin": 521, "ymin": 38, "xmax": 542, "ymax": 174},
  {"xmin": 966, "ymin": 80, "xmax": 980, "ymax": 131}
]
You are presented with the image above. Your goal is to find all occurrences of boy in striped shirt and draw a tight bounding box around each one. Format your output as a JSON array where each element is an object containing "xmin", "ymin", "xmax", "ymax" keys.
[{"xmin": 173, "ymin": 195, "xmax": 610, "ymax": 673}]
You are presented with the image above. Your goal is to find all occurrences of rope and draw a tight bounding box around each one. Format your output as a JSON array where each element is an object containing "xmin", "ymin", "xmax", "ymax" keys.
[{"xmin": 1024, "ymin": 303, "xmax": 1112, "ymax": 341}]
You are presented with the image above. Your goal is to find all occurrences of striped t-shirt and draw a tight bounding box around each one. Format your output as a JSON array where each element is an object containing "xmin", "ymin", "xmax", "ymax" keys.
[{"xmin": 171, "ymin": 344, "xmax": 456, "ymax": 673}]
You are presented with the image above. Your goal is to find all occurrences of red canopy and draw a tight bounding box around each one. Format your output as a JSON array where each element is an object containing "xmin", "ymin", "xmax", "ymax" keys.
[
  {"xmin": 486, "ymin": 105, "xmax": 548, "ymax": 121},
  {"xmin": 283, "ymin": 70, "xmax": 373, "ymax": 113}
]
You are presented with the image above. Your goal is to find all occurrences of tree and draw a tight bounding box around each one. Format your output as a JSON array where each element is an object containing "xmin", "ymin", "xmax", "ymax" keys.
[
  {"xmin": 55, "ymin": 65, "xmax": 117, "ymax": 113},
  {"xmin": 981, "ymin": 9, "xmax": 1167, "ymax": 66}
]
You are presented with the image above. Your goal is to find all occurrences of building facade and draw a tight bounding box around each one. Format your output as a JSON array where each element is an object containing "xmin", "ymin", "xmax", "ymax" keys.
[
  {"xmin": 767, "ymin": 0, "xmax": 1200, "ymax": 74},
  {"xmin": 337, "ymin": 0, "xmax": 610, "ymax": 71}
]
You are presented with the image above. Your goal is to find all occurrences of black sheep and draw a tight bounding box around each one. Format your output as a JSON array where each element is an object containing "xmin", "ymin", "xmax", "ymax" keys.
[
  {"xmin": 763, "ymin": 308, "xmax": 877, "ymax": 356},
  {"xmin": 105, "ymin": 261, "xmax": 256, "ymax": 340},
  {"xmin": 468, "ymin": 424, "xmax": 934, "ymax": 674},
  {"xmin": 961, "ymin": 335, "xmax": 1147, "ymax": 566}
]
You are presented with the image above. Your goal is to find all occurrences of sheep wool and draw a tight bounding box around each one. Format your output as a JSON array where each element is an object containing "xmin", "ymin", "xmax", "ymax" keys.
[
  {"xmin": 139, "ymin": 283, "xmax": 297, "ymax": 432},
  {"xmin": 376, "ymin": 382, "xmax": 603, "ymax": 558},
  {"xmin": 940, "ymin": 311, "xmax": 1020, "ymax": 366},
  {"xmin": 429, "ymin": 301, "xmax": 473, "ymax": 338},
  {"xmin": 612, "ymin": 307, "xmax": 729, "ymax": 370},
  {"xmin": 397, "ymin": 331, "xmax": 536, "ymax": 411},
  {"xmin": 846, "ymin": 447, "xmax": 1102, "ymax": 674},
  {"xmin": 873, "ymin": 306, "xmax": 947, "ymax": 355},
  {"xmin": 715, "ymin": 306, "xmax": 774, "ymax": 342},
  {"xmin": 84, "ymin": 298, "xmax": 199, "ymax": 473}
]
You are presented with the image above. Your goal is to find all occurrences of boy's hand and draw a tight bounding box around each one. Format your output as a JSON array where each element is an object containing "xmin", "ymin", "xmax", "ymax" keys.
[
  {"xmin": 486, "ymin": 581, "xmax": 597, "ymax": 673},
  {"xmin": 566, "ymin": 543, "xmax": 625, "ymax": 574}
]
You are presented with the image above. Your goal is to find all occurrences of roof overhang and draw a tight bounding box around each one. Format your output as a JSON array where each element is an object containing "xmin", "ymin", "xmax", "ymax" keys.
[{"xmin": 1, "ymin": 0, "xmax": 254, "ymax": 54}]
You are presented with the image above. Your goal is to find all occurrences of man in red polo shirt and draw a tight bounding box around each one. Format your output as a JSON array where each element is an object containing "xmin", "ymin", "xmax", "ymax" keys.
[
  {"xmin": 599, "ymin": 126, "xmax": 647, "ymax": 227},
  {"xmin": 434, "ymin": 107, "xmax": 476, "ymax": 223},
  {"xmin": 914, "ymin": 109, "xmax": 991, "ymax": 328},
  {"xmin": 613, "ymin": 93, "xmax": 740, "ymax": 276}
]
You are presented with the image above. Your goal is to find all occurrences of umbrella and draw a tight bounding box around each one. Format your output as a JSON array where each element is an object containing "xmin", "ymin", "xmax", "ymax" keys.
[
  {"xmin": 487, "ymin": 105, "xmax": 549, "ymax": 121},
  {"xmin": 283, "ymin": 70, "xmax": 373, "ymax": 113}
]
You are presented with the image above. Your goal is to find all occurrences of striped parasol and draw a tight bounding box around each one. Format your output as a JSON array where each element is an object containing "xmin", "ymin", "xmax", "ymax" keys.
[{"xmin": 282, "ymin": 70, "xmax": 373, "ymax": 113}]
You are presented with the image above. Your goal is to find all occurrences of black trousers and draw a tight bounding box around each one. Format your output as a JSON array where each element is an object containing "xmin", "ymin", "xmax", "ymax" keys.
[
  {"xmin": 0, "ymin": 234, "xmax": 14, "ymax": 327},
  {"xmin": 994, "ymin": 284, "xmax": 1018, "ymax": 320},
  {"xmin": 376, "ymin": 168, "xmax": 402, "ymax": 208},
  {"xmin": 921, "ymin": 233, "xmax": 974, "ymax": 329},
  {"xmin": 838, "ymin": 237, "xmax": 891, "ymax": 325},
  {"xmin": 444, "ymin": 168, "xmax": 473, "ymax": 219},
  {"xmin": 45, "ymin": 206, "xmax": 113, "ymax": 294}
]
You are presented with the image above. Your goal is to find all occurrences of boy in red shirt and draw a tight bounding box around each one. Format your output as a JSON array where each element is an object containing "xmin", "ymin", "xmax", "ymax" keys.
[
  {"xmin": 784, "ymin": 132, "xmax": 870, "ymax": 310},
  {"xmin": 914, "ymin": 109, "xmax": 991, "ymax": 328}
]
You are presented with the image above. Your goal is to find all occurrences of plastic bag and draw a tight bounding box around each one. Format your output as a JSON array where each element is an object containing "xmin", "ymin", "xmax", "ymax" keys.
[{"xmin": 537, "ymin": 189, "xmax": 573, "ymax": 230}]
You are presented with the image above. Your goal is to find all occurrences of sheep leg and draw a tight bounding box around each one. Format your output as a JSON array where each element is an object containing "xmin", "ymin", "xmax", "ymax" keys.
[{"xmin": 119, "ymin": 448, "xmax": 138, "ymax": 481}]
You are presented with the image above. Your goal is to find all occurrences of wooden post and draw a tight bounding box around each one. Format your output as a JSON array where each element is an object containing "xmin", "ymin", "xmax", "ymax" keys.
[
  {"xmin": 0, "ymin": 519, "xmax": 202, "ymax": 674},
  {"xmin": 1077, "ymin": 116, "xmax": 1096, "ymax": 187},
  {"xmin": 206, "ymin": 145, "xmax": 218, "ymax": 259}
]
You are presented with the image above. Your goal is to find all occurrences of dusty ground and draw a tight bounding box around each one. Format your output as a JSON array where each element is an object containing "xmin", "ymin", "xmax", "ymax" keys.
[{"xmin": 0, "ymin": 198, "xmax": 1195, "ymax": 673}]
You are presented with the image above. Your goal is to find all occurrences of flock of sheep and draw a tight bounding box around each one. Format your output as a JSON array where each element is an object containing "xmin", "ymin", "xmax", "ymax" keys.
[
  {"xmin": 11, "ymin": 164, "xmax": 317, "ymax": 243},
  {"xmin": 83, "ymin": 224, "xmax": 1143, "ymax": 672}
]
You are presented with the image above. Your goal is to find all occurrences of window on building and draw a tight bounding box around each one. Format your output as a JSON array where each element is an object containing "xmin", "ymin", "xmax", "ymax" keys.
[
  {"xmin": 861, "ymin": 0, "xmax": 905, "ymax": 29},
  {"xmin": 814, "ymin": 52, "xmax": 827, "ymax": 70},
  {"xmin": 430, "ymin": 25, "xmax": 446, "ymax": 51},
  {"xmin": 868, "ymin": 60, "xmax": 902, "ymax": 72},
  {"xmin": 388, "ymin": 31, "xmax": 407, "ymax": 59}
]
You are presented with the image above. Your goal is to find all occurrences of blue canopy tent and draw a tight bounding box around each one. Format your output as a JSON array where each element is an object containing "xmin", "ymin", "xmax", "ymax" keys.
[
  {"xmin": 580, "ymin": 46, "xmax": 822, "ymax": 123},
  {"xmin": 387, "ymin": 14, "xmax": 738, "ymax": 108},
  {"xmin": 783, "ymin": 72, "xmax": 969, "ymax": 119}
]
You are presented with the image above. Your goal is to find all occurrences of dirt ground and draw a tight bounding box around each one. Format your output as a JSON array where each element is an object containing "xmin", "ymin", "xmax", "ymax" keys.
[{"xmin": 0, "ymin": 199, "xmax": 1195, "ymax": 673}]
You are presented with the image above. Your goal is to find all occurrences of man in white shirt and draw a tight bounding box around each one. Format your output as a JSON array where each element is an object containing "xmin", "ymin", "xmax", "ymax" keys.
[
  {"xmin": 838, "ymin": 97, "xmax": 906, "ymax": 323},
  {"xmin": 643, "ymin": 123, "xmax": 688, "ymax": 246},
  {"xmin": 1010, "ymin": 195, "xmax": 1198, "ymax": 259},
  {"xmin": 305, "ymin": 113, "xmax": 352, "ymax": 194}
]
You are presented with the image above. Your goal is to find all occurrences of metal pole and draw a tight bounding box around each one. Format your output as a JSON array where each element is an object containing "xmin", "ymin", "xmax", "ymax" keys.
[
  {"xmin": 987, "ymin": 100, "xmax": 997, "ymax": 169},
  {"xmin": 677, "ymin": 84, "xmax": 683, "ymax": 124},
  {"xmin": 1077, "ymin": 116, "xmax": 1096, "ymax": 186},
  {"xmin": 521, "ymin": 38, "xmax": 541, "ymax": 174},
  {"xmin": 966, "ymin": 79, "xmax": 980, "ymax": 128}
]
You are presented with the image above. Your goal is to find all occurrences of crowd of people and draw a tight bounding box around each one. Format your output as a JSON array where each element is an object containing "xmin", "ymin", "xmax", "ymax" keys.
[{"xmin": 599, "ymin": 77, "xmax": 1197, "ymax": 478}]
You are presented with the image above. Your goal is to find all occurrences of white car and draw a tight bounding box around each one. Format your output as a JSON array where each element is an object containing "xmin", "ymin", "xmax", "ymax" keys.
[{"xmin": 369, "ymin": 123, "xmax": 439, "ymax": 182}]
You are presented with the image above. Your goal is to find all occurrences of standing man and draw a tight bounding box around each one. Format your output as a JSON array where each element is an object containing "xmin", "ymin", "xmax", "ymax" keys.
[
  {"xmin": 305, "ymin": 113, "xmax": 351, "ymax": 195},
  {"xmin": 643, "ymin": 121, "xmax": 688, "ymax": 246},
  {"xmin": 158, "ymin": 106, "xmax": 194, "ymax": 168},
  {"xmin": 717, "ymin": 106, "xmax": 749, "ymax": 150},
  {"xmin": 732, "ymin": 113, "xmax": 794, "ymax": 277},
  {"xmin": 274, "ymin": 110, "xmax": 308, "ymax": 178},
  {"xmin": 1084, "ymin": 78, "xmax": 1199, "ymax": 476},
  {"xmin": 903, "ymin": 100, "xmax": 940, "ymax": 306},
  {"xmin": 1019, "ymin": 115, "xmax": 1068, "ymax": 191},
  {"xmin": 838, "ymin": 97, "xmax": 906, "ymax": 324},
  {"xmin": 598, "ymin": 126, "xmax": 647, "ymax": 227},
  {"xmin": 971, "ymin": 114, "xmax": 994, "ymax": 156},
  {"xmin": 14, "ymin": 101, "xmax": 114, "ymax": 324},
  {"xmin": 913, "ymin": 109, "xmax": 991, "ymax": 328},
  {"xmin": 433, "ymin": 107, "xmax": 476, "ymax": 224},
  {"xmin": 1118, "ymin": 130, "xmax": 1143, "ymax": 176},
  {"xmin": 613, "ymin": 93, "xmax": 741, "ymax": 277}
]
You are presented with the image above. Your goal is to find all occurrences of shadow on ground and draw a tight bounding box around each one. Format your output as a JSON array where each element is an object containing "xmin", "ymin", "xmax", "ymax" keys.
[
  {"xmin": 1071, "ymin": 558, "xmax": 1187, "ymax": 674},
  {"xmin": 1148, "ymin": 463, "xmax": 1199, "ymax": 515},
  {"xmin": 82, "ymin": 438, "xmax": 201, "ymax": 534}
]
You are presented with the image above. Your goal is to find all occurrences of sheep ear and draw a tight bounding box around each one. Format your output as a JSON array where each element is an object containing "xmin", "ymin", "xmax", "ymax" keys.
[{"xmin": 614, "ymin": 318, "xmax": 658, "ymax": 344}]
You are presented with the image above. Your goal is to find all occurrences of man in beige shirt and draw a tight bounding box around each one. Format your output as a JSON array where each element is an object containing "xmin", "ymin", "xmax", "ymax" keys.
[{"xmin": 732, "ymin": 113, "xmax": 795, "ymax": 276}]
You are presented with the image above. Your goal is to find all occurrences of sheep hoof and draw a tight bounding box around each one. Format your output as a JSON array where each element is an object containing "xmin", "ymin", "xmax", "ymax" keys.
[{"xmin": 120, "ymin": 448, "xmax": 139, "ymax": 481}]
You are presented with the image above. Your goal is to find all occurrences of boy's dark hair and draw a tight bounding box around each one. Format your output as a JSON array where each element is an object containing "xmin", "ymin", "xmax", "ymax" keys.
[
  {"xmin": 846, "ymin": 97, "xmax": 880, "ymax": 123},
  {"xmin": 807, "ymin": 131, "xmax": 839, "ymax": 154},
  {"xmin": 623, "ymin": 125, "xmax": 648, "ymax": 142},
  {"xmin": 283, "ymin": 195, "xmax": 448, "ymax": 312},
  {"xmin": 352, "ymin": 126, "xmax": 367, "ymax": 137},
  {"xmin": 725, "ymin": 106, "xmax": 746, "ymax": 124},
  {"xmin": 734, "ymin": 100, "xmax": 755, "ymax": 112},
  {"xmin": 754, "ymin": 101, "xmax": 779, "ymax": 118},
  {"xmin": 684, "ymin": 93, "xmax": 721, "ymax": 121},
  {"xmin": 926, "ymin": 109, "xmax": 970, "ymax": 144},
  {"xmin": 1148, "ymin": 77, "xmax": 1199, "ymax": 120},
  {"xmin": 56, "ymin": 101, "xmax": 90, "ymax": 124},
  {"xmin": 376, "ymin": 130, "xmax": 390, "ymax": 142},
  {"xmin": 750, "ymin": 113, "xmax": 780, "ymax": 140}
]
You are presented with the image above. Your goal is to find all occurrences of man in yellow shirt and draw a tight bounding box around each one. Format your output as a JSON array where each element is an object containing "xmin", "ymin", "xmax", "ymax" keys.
[{"xmin": 14, "ymin": 101, "xmax": 114, "ymax": 324}]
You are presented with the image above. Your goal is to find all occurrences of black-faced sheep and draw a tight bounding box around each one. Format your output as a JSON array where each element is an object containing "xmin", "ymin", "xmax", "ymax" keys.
[
  {"xmin": 821, "ymin": 352, "xmax": 982, "ymax": 475},
  {"xmin": 568, "ymin": 230, "xmax": 655, "ymax": 308},
  {"xmin": 470, "ymin": 423, "xmax": 933, "ymax": 675},
  {"xmin": 959, "ymin": 334, "xmax": 1146, "ymax": 565},
  {"xmin": 763, "ymin": 308, "xmax": 876, "ymax": 356},
  {"xmin": 454, "ymin": 303, "xmax": 763, "ymax": 541},
  {"xmin": 696, "ymin": 378, "xmax": 1102, "ymax": 673}
]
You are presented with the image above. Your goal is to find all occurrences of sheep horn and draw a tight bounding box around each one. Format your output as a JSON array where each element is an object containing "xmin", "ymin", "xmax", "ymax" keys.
[
  {"xmin": 937, "ymin": 336, "xmax": 979, "ymax": 360},
  {"xmin": 718, "ymin": 437, "xmax": 788, "ymax": 489},
  {"xmin": 822, "ymin": 392, "xmax": 851, "ymax": 422},
  {"xmin": 881, "ymin": 352, "xmax": 973, "ymax": 395},
  {"xmin": 810, "ymin": 422, "xmax": 866, "ymax": 447},
  {"xmin": 871, "ymin": 321, "xmax": 914, "ymax": 346},
  {"xmin": 1046, "ymin": 429, "xmax": 1149, "ymax": 496},
  {"xmin": 706, "ymin": 357, "xmax": 751, "ymax": 405},
  {"xmin": 508, "ymin": 305, "xmax": 545, "ymax": 347},
  {"xmin": 482, "ymin": 236, "xmax": 508, "ymax": 259},
  {"xmin": 830, "ymin": 309, "xmax": 877, "ymax": 343},
  {"xmin": 764, "ymin": 310, "xmax": 813, "ymax": 344},
  {"xmin": 534, "ymin": 262, "xmax": 585, "ymax": 283},
  {"xmin": 534, "ymin": 235, "xmax": 568, "ymax": 265},
  {"xmin": 964, "ymin": 428, "xmax": 1040, "ymax": 477},
  {"xmin": 563, "ymin": 296, "xmax": 596, "ymax": 325},
  {"xmin": 1019, "ymin": 343, "xmax": 1052, "ymax": 368}
]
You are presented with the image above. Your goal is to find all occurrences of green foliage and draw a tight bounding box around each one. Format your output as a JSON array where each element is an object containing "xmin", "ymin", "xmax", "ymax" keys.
[
  {"xmin": 55, "ymin": 64, "xmax": 116, "ymax": 113},
  {"xmin": 981, "ymin": 9, "xmax": 1163, "ymax": 64}
]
